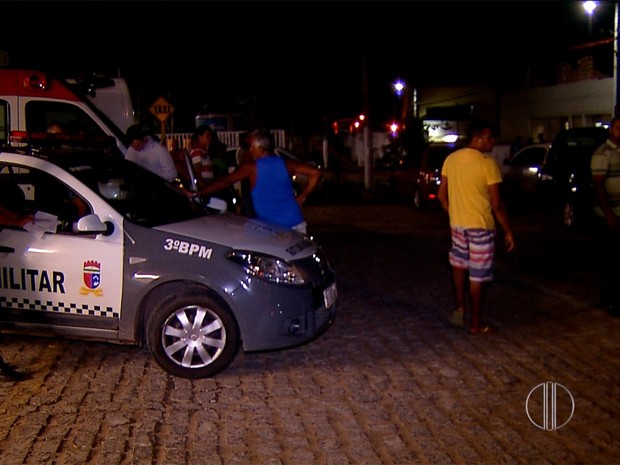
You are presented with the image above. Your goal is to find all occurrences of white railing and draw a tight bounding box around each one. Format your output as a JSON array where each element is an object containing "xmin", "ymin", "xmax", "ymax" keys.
[{"xmin": 164, "ymin": 129, "xmax": 286, "ymax": 151}]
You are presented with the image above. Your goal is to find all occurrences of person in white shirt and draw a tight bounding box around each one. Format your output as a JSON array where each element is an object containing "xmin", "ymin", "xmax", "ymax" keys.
[{"xmin": 125, "ymin": 125, "xmax": 177, "ymax": 182}]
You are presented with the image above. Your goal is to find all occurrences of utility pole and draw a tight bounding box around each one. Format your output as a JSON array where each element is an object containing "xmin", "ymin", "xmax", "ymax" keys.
[
  {"xmin": 614, "ymin": 1, "xmax": 620, "ymax": 116},
  {"xmin": 362, "ymin": 27, "xmax": 373, "ymax": 191}
]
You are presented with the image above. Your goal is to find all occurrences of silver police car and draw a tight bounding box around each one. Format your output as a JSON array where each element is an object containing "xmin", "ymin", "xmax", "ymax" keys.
[{"xmin": 0, "ymin": 140, "xmax": 337, "ymax": 379}]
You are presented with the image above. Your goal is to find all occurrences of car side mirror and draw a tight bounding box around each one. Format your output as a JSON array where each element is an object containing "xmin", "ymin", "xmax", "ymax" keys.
[{"xmin": 74, "ymin": 214, "xmax": 114, "ymax": 236}]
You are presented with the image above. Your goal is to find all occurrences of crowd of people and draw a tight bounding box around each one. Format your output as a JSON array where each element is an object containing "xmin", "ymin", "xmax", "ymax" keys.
[
  {"xmin": 2, "ymin": 116, "xmax": 617, "ymax": 379},
  {"xmin": 82, "ymin": 119, "xmax": 620, "ymax": 328},
  {"xmin": 121, "ymin": 124, "xmax": 322, "ymax": 232}
]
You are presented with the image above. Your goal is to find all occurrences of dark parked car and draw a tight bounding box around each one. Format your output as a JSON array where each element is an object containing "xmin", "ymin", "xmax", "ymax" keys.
[
  {"xmin": 389, "ymin": 143, "xmax": 457, "ymax": 209},
  {"xmin": 540, "ymin": 126, "xmax": 608, "ymax": 229},
  {"xmin": 502, "ymin": 143, "xmax": 552, "ymax": 200}
]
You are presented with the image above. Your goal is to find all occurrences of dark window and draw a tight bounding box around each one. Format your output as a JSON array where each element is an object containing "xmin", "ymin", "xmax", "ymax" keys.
[{"xmin": 25, "ymin": 101, "xmax": 107, "ymax": 138}]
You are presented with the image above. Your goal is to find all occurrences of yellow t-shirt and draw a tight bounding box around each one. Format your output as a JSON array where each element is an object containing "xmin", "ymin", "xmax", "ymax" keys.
[{"xmin": 441, "ymin": 147, "xmax": 503, "ymax": 229}]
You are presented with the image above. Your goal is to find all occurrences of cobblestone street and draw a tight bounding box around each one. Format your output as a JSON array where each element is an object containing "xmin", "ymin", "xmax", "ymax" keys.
[{"xmin": 0, "ymin": 202, "xmax": 618, "ymax": 465}]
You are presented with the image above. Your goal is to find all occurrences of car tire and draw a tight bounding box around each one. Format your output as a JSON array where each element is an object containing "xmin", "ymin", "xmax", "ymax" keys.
[{"xmin": 146, "ymin": 287, "xmax": 241, "ymax": 379}]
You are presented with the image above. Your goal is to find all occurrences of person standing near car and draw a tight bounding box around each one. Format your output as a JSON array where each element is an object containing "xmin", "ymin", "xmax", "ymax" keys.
[
  {"xmin": 437, "ymin": 120, "xmax": 515, "ymax": 334},
  {"xmin": 186, "ymin": 129, "xmax": 322, "ymax": 233},
  {"xmin": 591, "ymin": 116, "xmax": 620, "ymax": 317},
  {"xmin": 235, "ymin": 131, "xmax": 257, "ymax": 217},
  {"xmin": 190, "ymin": 126, "xmax": 215, "ymax": 190},
  {"xmin": 125, "ymin": 125, "xmax": 177, "ymax": 182},
  {"xmin": 191, "ymin": 125, "xmax": 237, "ymax": 208}
]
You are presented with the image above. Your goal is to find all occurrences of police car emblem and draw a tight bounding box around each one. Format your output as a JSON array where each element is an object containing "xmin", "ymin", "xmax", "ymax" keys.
[{"xmin": 81, "ymin": 260, "xmax": 103, "ymax": 296}]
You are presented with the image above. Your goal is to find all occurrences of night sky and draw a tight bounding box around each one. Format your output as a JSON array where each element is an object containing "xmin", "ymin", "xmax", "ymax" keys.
[{"xmin": 2, "ymin": 1, "xmax": 616, "ymax": 131}]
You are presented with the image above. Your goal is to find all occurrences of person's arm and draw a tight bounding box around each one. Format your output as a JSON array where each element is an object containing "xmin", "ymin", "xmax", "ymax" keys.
[
  {"xmin": 0, "ymin": 204, "xmax": 34, "ymax": 228},
  {"xmin": 437, "ymin": 175, "xmax": 449, "ymax": 212},
  {"xmin": 286, "ymin": 160, "xmax": 323, "ymax": 205},
  {"xmin": 190, "ymin": 164, "xmax": 253, "ymax": 199},
  {"xmin": 592, "ymin": 174, "xmax": 620, "ymax": 230},
  {"xmin": 189, "ymin": 149, "xmax": 207, "ymax": 190},
  {"xmin": 488, "ymin": 182, "xmax": 515, "ymax": 252},
  {"xmin": 158, "ymin": 145, "xmax": 179, "ymax": 182}
]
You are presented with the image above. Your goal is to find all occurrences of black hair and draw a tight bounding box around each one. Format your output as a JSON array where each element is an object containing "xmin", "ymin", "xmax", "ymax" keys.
[
  {"xmin": 125, "ymin": 124, "xmax": 146, "ymax": 142},
  {"xmin": 194, "ymin": 125, "xmax": 213, "ymax": 137},
  {"xmin": 467, "ymin": 119, "xmax": 497, "ymax": 142}
]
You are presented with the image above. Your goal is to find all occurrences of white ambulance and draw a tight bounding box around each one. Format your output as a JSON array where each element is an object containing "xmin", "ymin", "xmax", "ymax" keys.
[
  {"xmin": 0, "ymin": 135, "xmax": 337, "ymax": 378},
  {"xmin": 0, "ymin": 68, "xmax": 132, "ymax": 155}
]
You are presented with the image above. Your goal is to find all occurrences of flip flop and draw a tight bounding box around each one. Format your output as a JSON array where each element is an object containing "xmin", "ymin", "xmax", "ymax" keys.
[
  {"xmin": 469, "ymin": 324, "xmax": 497, "ymax": 334},
  {"xmin": 450, "ymin": 310, "xmax": 465, "ymax": 327}
]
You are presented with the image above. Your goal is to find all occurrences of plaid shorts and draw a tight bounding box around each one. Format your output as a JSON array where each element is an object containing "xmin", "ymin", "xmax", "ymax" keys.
[{"xmin": 449, "ymin": 227, "xmax": 496, "ymax": 282}]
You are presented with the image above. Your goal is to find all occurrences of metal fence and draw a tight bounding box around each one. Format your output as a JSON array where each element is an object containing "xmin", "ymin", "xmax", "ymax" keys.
[{"xmin": 164, "ymin": 129, "xmax": 286, "ymax": 151}]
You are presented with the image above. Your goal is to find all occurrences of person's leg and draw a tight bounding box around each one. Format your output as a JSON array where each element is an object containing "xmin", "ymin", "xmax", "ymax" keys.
[
  {"xmin": 452, "ymin": 266, "xmax": 468, "ymax": 312},
  {"xmin": 607, "ymin": 228, "xmax": 620, "ymax": 315},
  {"xmin": 469, "ymin": 280, "xmax": 484, "ymax": 329},
  {"xmin": 594, "ymin": 216, "xmax": 612, "ymax": 309},
  {"xmin": 448, "ymin": 227, "xmax": 469, "ymax": 326},
  {"xmin": 467, "ymin": 229, "xmax": 496, "ymax": 333},
  {"xmin": 449, "ymin": 266, "xmax": 468, "ymax": 326}
]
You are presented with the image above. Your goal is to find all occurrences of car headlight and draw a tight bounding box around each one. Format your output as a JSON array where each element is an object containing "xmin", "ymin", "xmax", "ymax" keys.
[{"xmin": 227, "ymin": 251, "xmax": 306, "ymax": 285}]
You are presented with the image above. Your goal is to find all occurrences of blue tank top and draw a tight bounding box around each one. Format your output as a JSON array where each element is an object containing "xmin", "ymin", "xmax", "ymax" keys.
[{"xmin": 252, "ymin": 155, "xmax": 304, "ymax": 228}]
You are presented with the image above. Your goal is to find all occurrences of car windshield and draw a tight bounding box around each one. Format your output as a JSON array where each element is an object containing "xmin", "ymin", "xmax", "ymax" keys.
[{"xmin": 50, "ymin": 152, "xmax": 205, "ymax": 227}]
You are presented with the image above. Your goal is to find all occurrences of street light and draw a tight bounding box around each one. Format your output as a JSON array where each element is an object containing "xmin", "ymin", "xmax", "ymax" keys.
[
  {"xmin": 392, "ymin": 80, "xmax": 418, "ymax": 119},
  {"xmin": 393, "ymin": 80, "xmax": 405, "ymax": 97},
  {"xmin": 583, "ymin": 1, "xmax": 620, "ymax": 116},
  {"xmin": 583, "ymin": 0, "xmax": 597, "ymax": 35}
]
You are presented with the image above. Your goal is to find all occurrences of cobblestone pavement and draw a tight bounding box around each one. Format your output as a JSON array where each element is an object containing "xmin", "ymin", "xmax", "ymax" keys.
[{"xmin": 0, "ymin": 201, "xmax": 619, "ymax": 465}]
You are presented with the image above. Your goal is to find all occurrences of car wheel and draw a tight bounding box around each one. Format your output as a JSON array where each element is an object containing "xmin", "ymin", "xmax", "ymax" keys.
[{"xmin": 146, "ymin": 288, "xmax": 241, "ymax": 379}]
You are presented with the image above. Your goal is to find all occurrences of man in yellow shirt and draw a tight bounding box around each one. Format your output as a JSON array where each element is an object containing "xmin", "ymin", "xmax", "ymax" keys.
[{"xmin": 438, "ymin": 121, "xmax": 515, "ymax": 334}]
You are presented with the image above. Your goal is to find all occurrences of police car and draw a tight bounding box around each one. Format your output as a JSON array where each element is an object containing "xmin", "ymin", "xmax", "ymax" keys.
[{"xmin": 0, "ymin": 135, "xmax": 337, "ymax": 379}]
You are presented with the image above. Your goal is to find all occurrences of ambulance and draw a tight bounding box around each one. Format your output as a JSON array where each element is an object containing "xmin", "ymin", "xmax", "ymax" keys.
[
  {"xmin": 0, "ymin": 135, "xmax": 337, "ymax": 379},
  {"xmin": 0, "ymin": 68, "xmax": 132, "ymax": 155}
]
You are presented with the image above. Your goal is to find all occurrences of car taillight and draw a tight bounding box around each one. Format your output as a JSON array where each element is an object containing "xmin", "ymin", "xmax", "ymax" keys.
[{"xmin": 9, "ymin": 130, "xmax": 28, "ymax": 144}]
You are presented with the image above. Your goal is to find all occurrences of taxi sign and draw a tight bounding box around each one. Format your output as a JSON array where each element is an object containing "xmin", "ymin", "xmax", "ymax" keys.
[{"xmin": 149, "ymin": 97, "xmax": 174, "ymax": 122}]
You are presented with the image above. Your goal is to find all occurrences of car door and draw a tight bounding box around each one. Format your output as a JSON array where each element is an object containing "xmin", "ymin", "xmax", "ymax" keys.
[{"xmin": 0, "ymin": 160, "xmax": 124, "ymax": 336}]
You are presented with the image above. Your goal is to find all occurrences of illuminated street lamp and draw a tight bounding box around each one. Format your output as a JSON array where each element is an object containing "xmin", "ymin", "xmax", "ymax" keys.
[
  {"xmin": 392, "ymin": 79, "xmax": 418, "ymax": 119},
  {"xmin": 583, "ymin": 0, "xmax": 597, "ymax": 34},
  {"xmin": 393, "ymin": 80, "xmax": 405, "ymax": 96},
  {"xmin": 583, "ymin": 1, "xmax": 597, "ymax": 14},
  {"xmin": 583, "ymin": 1, "xmax": 620, "ymax": 116}
]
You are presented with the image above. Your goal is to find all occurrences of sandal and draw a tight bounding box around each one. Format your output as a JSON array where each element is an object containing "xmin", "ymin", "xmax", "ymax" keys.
[
  {"xmin": 469, "ymin": 324, "xmax": 497, "ymax": 334},
  {"xmin": 450, "ymin": 310, "xmax": 465, "ymax": 327}
]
